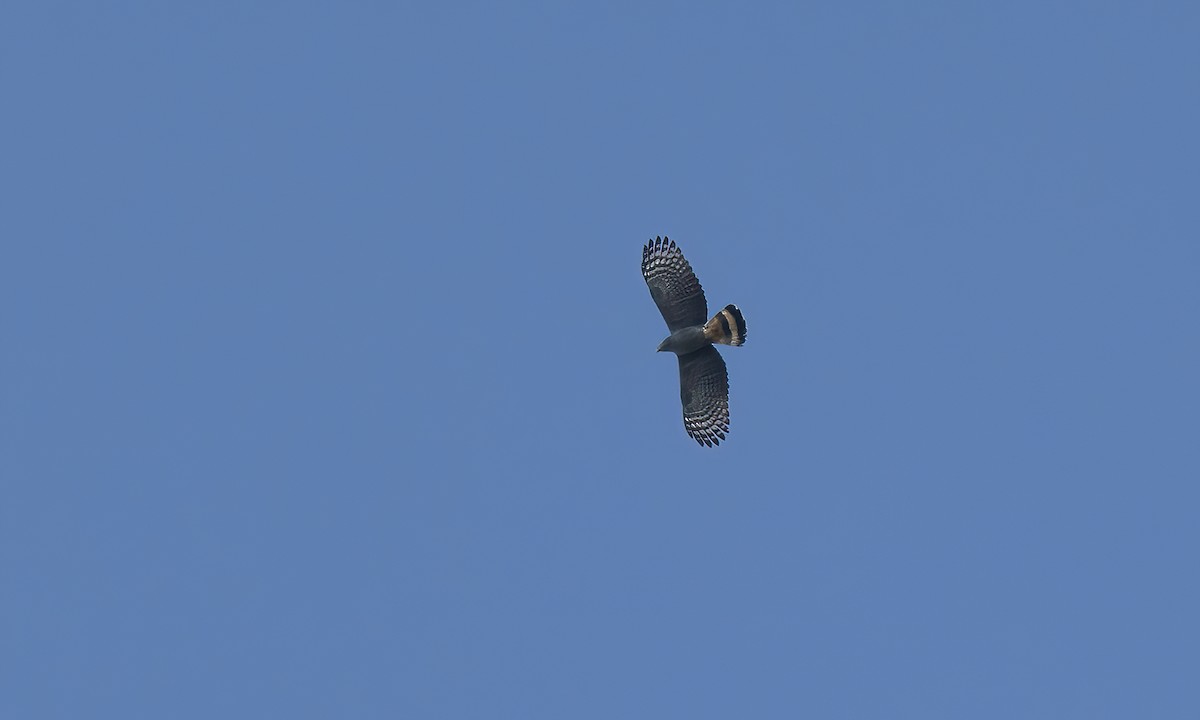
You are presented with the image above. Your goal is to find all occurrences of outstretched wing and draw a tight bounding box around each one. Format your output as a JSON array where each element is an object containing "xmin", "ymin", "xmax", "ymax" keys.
[
  {"xmin": 678, "ymin": 345, "xmax": 730, "ymax": 447},
  {"xmin": 643, "ymin": 236, "xmax": 707, "ymax": 332}
]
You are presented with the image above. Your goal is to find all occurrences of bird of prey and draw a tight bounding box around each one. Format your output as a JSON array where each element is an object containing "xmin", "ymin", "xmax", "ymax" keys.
[{"xmin": 642, "ymin": 236, "xmax": 747, "ymax": 447}]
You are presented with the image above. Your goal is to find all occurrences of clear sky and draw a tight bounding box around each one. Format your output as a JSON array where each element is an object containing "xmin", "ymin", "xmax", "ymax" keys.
[{"xmin": 3, "ymin": 2, "xmax": 1198, "ymax": 718}]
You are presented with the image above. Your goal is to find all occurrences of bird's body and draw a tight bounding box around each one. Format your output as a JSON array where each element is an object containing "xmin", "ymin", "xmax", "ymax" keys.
[
  {"xmin": 656, "ymin": 326, "xmax": 708, "ymax": 355},
  {"xmin": 641, "ymin": 236, "xmax": 747, "ymax": 447}
]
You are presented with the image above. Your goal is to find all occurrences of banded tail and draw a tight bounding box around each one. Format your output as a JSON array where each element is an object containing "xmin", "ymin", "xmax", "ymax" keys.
[{"xmin": 703, "ymin": 304, "xmax": 747, "ymax": 347}]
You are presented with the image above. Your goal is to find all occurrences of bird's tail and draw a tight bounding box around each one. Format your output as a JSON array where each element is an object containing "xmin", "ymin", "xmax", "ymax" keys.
[{"xmin": 703, "ymin": 304, "xmax": 747, "ymax": 346}]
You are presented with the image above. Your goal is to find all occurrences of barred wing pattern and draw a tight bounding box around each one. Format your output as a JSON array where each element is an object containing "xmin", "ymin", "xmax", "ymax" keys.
[
  {"xmin": 642, "ymin": 236, "xmax": 707, "ymax": 332},
  {"xmin": 678, "ymin": 346, "xmax": 730, "ymax": 447}
]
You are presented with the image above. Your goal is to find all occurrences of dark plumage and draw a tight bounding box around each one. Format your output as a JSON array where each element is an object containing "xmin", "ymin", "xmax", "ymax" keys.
[{"xmin": 642, "ymin": 237, "xmax": 748, "ymax": 447}]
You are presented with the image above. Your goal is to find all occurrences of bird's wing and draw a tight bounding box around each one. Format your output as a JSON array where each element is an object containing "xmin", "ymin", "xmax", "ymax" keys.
[
  {"xmin": 678, "ymin": 345, "xmax": 730, "ymax": 447},
  {"xmin": 643, "ymin": 236, "xmax": 708, "ymax": 332}
]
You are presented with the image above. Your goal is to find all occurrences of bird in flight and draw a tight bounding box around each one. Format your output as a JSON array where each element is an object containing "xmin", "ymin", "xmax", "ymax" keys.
[{"xmin": 642, "ymin": 236, "xmax": 747, "ymax": 447}]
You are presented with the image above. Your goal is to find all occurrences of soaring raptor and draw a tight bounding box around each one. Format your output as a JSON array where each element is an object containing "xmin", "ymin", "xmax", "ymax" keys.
[{"xmin": 642, "ymin": 236, "xmax": 747, "ymax": 447}]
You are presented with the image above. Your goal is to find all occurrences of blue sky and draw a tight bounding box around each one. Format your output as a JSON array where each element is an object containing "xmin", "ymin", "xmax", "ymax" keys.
[{"xmin": 3, "ymin": 2, "xmax": 1198, "ymax": 717}]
